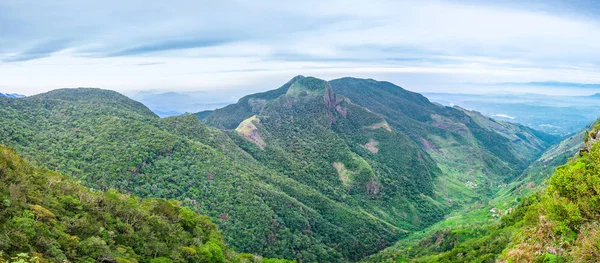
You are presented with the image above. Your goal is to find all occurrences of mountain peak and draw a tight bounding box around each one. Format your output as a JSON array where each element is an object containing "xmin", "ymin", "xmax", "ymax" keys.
[
  {"xmin": 286, "ymin": 76, "xmax": 329, "ymax": 96},
  {"xmin": 32, "ymin": 87, "xmax": 157, "ymax": 117},
  {"xmin": 35, "ymin": 87, "xmax": 125, "ymax": 100}
]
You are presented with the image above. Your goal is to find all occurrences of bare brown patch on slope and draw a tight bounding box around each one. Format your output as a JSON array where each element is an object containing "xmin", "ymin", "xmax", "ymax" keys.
[
  {"xmin": 333, "ymin": 162, "xmax": 353, "ymax": 183},
  {"xmin": 235, "ymin": 115, "xmax": 266, "ymax": 148},
  {"xmin": 366, "ymin": 121, "xmax": 392, "ymax": 132},
  {"xmin": 419, "ymin": 137, "xmax": 440, "ymax": 154},
  {"xmin": 361, "ymin": 139, "xmax": 379, "ymax": 154}
]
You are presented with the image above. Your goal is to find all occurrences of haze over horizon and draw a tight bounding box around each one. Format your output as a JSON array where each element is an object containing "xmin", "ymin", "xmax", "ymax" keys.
[{"xmin": 2, "ymin": 0, "xmax": 600, "ymax": 96}]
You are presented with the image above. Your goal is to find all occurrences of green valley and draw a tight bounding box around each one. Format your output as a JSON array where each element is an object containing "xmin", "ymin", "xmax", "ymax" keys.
[{"xmin": 0, "ymin": 76, "xmax": 565, "ymax": 262}]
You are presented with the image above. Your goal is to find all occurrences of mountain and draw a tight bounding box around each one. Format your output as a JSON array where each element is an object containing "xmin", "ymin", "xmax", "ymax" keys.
[
  {"xmin": 0, "ymin": 86, "xmax": 430, "ymax": 262},
  {"xmin": 199, "ymin": 76, "xmax": 557, "ymax": 256},
  {"xmin": 329, "ymin": 78, "xmax": 557, "ymax": 177},
  {"xmin": 206, "ymin": 76, "xmax": 444, "ymax": 226},
  {"xmin": 589, "ymin": 93, "xmax": 600, "ymax": 98},
  {"xmin": 0, "ymin": 144, "xmax": 294, "ymax": 263},
  {"xmin": 0, "ymin": 77, "xmax": 558, "ymax": 262},
  {"xmin": 0, "ymin": 92, "xmax": 25, "ymax": 98},
  {"xmin": 329, "ymin": 78, "xmax": 558, "ymax": 207}
]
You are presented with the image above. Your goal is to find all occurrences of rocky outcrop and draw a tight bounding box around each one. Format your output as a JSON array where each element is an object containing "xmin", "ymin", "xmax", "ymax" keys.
[
  {"xmin": 576, "ymin": 129, "xmax": 600, "ymax": 157},
  {"xmin": 324, "ymin": 84, "xmax": 337, "ymax": 126}
]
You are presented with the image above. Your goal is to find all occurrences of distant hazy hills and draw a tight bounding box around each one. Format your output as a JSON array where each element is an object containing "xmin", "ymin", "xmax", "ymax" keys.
[
  {"xmin": 0, "ymin": 92, "xmax": 24, "ymax": 98},
  {"xmin": 130, "ymin": 90, "xmax": 239, "ymax": 117},
  {"xmin": 129, "ymin": 84, "xmax": 599, "ymax": 137},
  {"xmin": 425, "ymin": 92, "xmax": 600, "ymax": 136}
]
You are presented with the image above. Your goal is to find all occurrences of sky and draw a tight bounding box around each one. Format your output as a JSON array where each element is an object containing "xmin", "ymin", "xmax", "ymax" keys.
[{"xmin": 2, "ymin": 0, "xmax": 600, "ymax": 97}]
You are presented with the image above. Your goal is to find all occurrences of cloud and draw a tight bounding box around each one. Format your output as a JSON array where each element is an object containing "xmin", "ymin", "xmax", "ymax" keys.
[
  {"xmin": 498, "ymin": 81, "xmax": 600, "ymax": 88},
  {"xmin": 135, "ymin": 62, "xmax": 166, "ymax": 66},
  {"xmin": 1, "ymin": 0, "xmax": 600, "ymax": 95},
  {"xmin": 106, "ymin": 38, "xmax": 237, "ymax": 57},
  {"xmin": 2, "ymin": 39, "xmax": 71, "ymax": 62},
  {"xmin": 492, "ymin": 114, "xmax": 516, "ymax": 120}
]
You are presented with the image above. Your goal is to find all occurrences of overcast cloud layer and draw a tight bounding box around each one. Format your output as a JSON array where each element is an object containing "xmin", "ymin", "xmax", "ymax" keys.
[{"xmin": 2, "ymin": 0, "xmax": 600, "ymax": 96}]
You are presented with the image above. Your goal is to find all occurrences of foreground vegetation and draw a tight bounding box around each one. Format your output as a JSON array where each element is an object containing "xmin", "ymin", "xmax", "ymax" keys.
[{"xmin": 0, "ymin": 144, "xmax": 293, "ymax": 263}]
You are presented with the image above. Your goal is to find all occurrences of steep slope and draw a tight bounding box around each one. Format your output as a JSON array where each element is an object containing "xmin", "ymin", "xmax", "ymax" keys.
[
  {"xmin": 198, "ymin": 76, "xmax": 556, "ymax": 260},
  {"xmin": 492, "ymin": 122, "xmax": 592, "ymax": 205},
  {"xmin": 0, "ymin": 144, "xmax": 277, "ymax": 263},
  {"xmin": 329, "ymin": 78, "xmax": 558, "ymax": 203},
  {"xmin": 499, "ymin": 123, "xmax": 600, "ymax": 262},
  {"xmin": 201, "ymin": 76, "xmax": 447, "ymax": 226},
  {"xmin": 221, "ymin": 76, "xmax": 443, "ymax": 226},
  {"xmin": 363, "ymin": 120, "xmax": 599, "ymax": 262},
  {"xmin": 384, "ymin": 122, "xmax": 600, "ymax": 262},
  {"xmin": 0, "ymin": 87, "xmax": 421, "ymax": 262}
]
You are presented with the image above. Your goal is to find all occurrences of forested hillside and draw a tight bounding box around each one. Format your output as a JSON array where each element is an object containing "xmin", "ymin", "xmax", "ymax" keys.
[
  {"xmin": 0, "ymin": 86, "xmax": 433, "ymax": 262},
  {"xmin": 329, "ymin": 78, "xmax": 558, "ymax": 201},
  {"xmin": 210, "ymin": 76, "xmax": 446, "ymax": 227},
  {"xmin": 0, "ymin": 77, "xmax": 558, "ymax": 262},
  {"xmin": 197, "ymin": 76, "xmax": 560, "ymax": 261},
  {"xmin": 0, "ymin": 144, "xmax": 293, "ymax": 263},
  {"xmin": 202, "ymin": 76, "xmax": 556, "ymax": 218}
]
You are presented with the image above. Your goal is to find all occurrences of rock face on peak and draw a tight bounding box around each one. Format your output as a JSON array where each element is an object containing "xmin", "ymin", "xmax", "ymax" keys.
[{"xmin": 203, "ymin": 75, "xmax": 305, "ymax": 129}]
